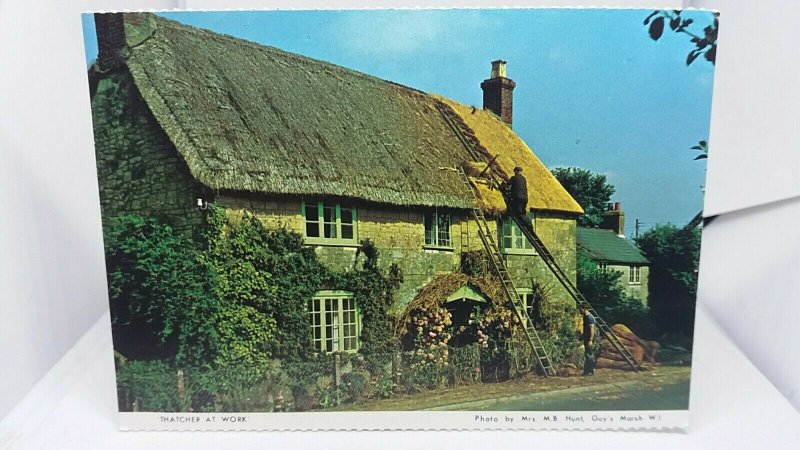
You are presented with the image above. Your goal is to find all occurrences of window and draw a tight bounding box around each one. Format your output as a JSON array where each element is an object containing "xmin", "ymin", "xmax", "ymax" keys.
[
  {"xmin": 303, "ymin": 202, "xmax": 357, "ymax": 244},
  {"xmin": 424, "ymin": 209, "xmax": 451, "ymax": 248},
  {"xmin": 629, "ymin": 266, "xmax": 641, "ymax": 284},
  {"xmin": 308, "ymin": 291, "xmax": 360, "ymax": 353},
  {"xmin": 518, "ymin": 289, "xmax": 535, "ymax": 326},
  {"xmin": 501, "ymin": 213, "xmax": 536, "ymax": 254}
]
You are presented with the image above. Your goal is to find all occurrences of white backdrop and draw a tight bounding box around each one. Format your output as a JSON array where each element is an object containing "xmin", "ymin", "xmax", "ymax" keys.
[{"xmin": 1, "ymin": 0, "xmax": 798, "ymax": 422}]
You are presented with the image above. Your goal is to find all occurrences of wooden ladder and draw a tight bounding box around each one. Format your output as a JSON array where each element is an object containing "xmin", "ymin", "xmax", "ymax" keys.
[
  {"xmin": 459, "ymin": 168, "xmax": 556, "ymax": 377},
  {"xmin": 436, "ymin": 101, "xmax": 642, "ymax": 372}
]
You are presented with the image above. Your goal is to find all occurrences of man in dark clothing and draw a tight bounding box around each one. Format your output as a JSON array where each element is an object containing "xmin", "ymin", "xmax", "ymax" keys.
[
  {"xmin": 505, "ymin": 166, "xmax": 533, "ymax": 233},
  {"xmin": 579, "ymin": 304, "xmax": 596, "ymax": 376}
]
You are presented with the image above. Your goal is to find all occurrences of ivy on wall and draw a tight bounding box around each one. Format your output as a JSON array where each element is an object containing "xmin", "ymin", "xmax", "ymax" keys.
[{"xmin": 106, "ymin": 205, "xmax": 403, "ymax": 375}]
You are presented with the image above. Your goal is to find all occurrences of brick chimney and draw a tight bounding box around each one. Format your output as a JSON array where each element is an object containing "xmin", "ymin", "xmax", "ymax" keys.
[
  {"xmin": 601, "ymin": 202, "xmax": 625, "ymax": 237},
  {"xmin": 480, "ymin": 60, "xmax": 516, "ymax": 127},
  {"xmin": 94, "ymin": 13, "xmax": 127, "ymax": 71}
]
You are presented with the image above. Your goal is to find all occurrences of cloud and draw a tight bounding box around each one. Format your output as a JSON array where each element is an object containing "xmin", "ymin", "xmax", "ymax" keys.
[{"xmin": 331, "ymin": 10, "xmax": 485, "ymax": 56}]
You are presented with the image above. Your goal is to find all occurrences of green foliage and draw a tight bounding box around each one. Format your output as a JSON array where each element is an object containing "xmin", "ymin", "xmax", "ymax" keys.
[
  {"xmin": 116, "ymin": 360, "xmax": 182, "ymax": 411},
  {"xmin": 342, "ymin": 239, "xmax": 403, "ymax": 360},
  {"xmin": 576, "ymin": 251, "xmax": 653, "ymax": 337},
  {"xmin": 341, "ymin": 371, "xmax": 369, "ymax": 402},
  {"xmin": 202, "ymin": 206, "xmax": 325, "ymax": 362},
  {"xmin": 645, "ymin": 10, "xmax": 718, "ymax": 65},
  {"xmin": 635, "ymin": 224, "xmax": 701, "ymax": 337},
  {"xmin": 376, "ymin": 374, "xmax": 397, "ymax": 399},
  {"xmin": 104, "ymin": 215, "xmax": 219, "ymax": 366},
  {"xmin": 550, "ymin": 167, "xmax": 616, "ymax": 227}
]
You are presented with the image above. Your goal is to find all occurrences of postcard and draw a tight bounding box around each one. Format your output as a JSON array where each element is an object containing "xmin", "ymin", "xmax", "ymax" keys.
[{"xmin": 82, "ymin": 7, "xmax": 717, "ymax": 430}]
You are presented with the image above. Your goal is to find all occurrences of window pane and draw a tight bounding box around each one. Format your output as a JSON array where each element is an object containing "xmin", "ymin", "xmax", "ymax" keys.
[
  {"xmin": 324, "ymin": 222, "xmax": 337, "ymax": 239},
  {"xmin": 341, "ymin": 224, "xmax": 353, "ymax": 240},
  {"xmin": 341, "ymin": 208, "xmax": 353, "ymax": 225},
  {"xmin": 305, "ymin": 203, "xmax": 319, "ymax": 222},
  {"xmin": 323, "ymin": 205, "xmax": 336, "ymax": 223},
  {"xmin": 306, "ymin": 222, "xmax": 320, "ymax": 238},
  {"xmin": 437, "ymin": 214, "xmax": 450, "ymax": 246},
  {"xmin": 424, "ymin": 213, "xmax": 434, "ymax": 245}
]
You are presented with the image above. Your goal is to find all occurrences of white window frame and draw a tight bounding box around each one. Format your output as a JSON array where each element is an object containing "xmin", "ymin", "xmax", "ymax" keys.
[
  {"xmin": 308, "ymin": 290, "xmax": 361, "ymax": 354},
  {"xmin": 500, "ymin": 213, "xmax": 537, "ymax": 255},
  {"xmin": 302, "ymin": 201, "xmax": 357, "ymax": 245},
  {"xmin": 423, "ymin": 208, "xmax": 452, "ymax": 249},
  {"xmin": 517, "ymin": 288, "xmax": 536, "ymax": 327},
  {"xmin": 629, "ymin": 266, "xmax": 642, "ymax": 285}
]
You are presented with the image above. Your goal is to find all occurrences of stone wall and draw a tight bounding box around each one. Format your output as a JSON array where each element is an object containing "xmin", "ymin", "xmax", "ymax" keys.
[
  {"xmin": 92, "ymin": 71, "xmax": 204, "ymax": 237},
  {"xmin": 217, "ymin": 194, "xmax": 579, "ymax": 313},
  {"xmin": 608, "ymin": 264, "xmax": 650, "ymax": 306},
  {"xmin": 503, "ymin": 211, "xmax": 577, "ymax": 308}
]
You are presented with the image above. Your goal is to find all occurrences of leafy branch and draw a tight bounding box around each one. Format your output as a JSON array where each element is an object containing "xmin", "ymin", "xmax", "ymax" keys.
[
  {"xmin": 644, "ymin": 10, "xmax": 718, "ymax": 65},
  {"xmin": 691, "ymin": 140, "xmax": 708, "ymax": 160}
]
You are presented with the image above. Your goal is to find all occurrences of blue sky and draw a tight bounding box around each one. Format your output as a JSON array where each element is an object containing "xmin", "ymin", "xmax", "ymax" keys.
[{"xmin": 82, "ymin": 9, "xmax": 716, "ymax": 236}]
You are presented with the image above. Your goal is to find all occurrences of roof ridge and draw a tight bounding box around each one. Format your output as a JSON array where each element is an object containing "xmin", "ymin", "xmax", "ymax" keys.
[{"xmin": 146, "ymin": 13, "xmax": 427, "ymax": 99}]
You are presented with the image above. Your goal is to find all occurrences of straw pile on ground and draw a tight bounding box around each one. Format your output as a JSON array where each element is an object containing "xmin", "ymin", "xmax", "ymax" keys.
[{"xmin": 596, "ymin": 324, "xmax": 660, "ymax": 371}]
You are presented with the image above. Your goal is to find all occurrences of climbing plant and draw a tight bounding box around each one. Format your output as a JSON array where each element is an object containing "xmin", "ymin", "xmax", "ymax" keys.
[{"xmin": 104, "ymin": 215, "xmax": 220, "ymax": 367}]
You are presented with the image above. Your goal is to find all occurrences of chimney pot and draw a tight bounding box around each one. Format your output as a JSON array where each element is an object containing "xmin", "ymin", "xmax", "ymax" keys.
[
  {"xmin": 601, "ymin": 202, "xmax": 625, "ymax": 236},
  {"xmin": 490, "ymin": 60, "xmax": 508, "ymax": 79}
]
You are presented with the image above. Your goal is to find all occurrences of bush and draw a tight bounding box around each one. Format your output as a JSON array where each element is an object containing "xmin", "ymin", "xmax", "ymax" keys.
[
  {"xmin": 104, "ymin": 216, "xmax": 219, "ymax": 366},
  {"xmin": 116, "ymin": 360, "xmax": 181, "ymax": 412},
  {"xmin": 577, "ymin": 251, "xmax": 653, "ymax": 337}
]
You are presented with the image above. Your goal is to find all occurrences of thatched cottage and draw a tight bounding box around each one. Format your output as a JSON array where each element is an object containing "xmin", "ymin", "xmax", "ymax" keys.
[{"xmin": 90, "ymin": 13, "xmax": 583, "ymax": 352}]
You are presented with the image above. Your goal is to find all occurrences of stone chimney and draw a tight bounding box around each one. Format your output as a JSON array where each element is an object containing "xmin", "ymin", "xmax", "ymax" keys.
[
  {"xmin": 480, "ymin": 60, "xmax": 516, "ymax": 127},
  {"xmin": 601, "ymin": 202, "xmax": 625, "ymax": 237},
  {"xmin": 94, "ymin": 13, "xmax": 127, "ymax": 71}
]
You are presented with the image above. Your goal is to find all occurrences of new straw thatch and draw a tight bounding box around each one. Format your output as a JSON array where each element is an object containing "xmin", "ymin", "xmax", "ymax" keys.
[
  {"xmin": 436, "ymin": 97, "xmax": 584, "ymax": 216},
  {"xmin": 121, "ymin": 13, "xmax": 476, "ymax": 209},
  {"xmin": 397, "ymin": 272, "xmax": 507, "ymax": 334}
]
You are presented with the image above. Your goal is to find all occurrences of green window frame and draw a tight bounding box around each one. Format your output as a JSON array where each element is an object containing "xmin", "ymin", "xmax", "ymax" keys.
[
  {"xmin": 303, "ymin": 201, "xmax": 357, "ymax": 245},
  {"xmin": 308, "ymin": 291, "xmax": 361, "ymax": 354},
  {"xmin": 423, "ymin": 209, "xmax": 452, "ymax": 248},
  {"xmin": 500, "ymin": 213, "xmax": 536, "ymax": 255}
]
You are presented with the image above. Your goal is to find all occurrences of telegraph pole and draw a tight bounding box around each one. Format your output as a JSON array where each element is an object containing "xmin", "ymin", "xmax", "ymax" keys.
[{"xmin": 635, "ymin": 219, "xmax": 640, "ymax": 238}]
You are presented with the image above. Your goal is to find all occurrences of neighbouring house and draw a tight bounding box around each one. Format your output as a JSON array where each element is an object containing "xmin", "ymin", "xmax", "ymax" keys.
[
  {"xmin": 577, "ymin": 203, "xmax": 650, "ymax": 305},
  {"xmin": 89, "ymin": 13, "xmax": 583, "ymax": 354}
]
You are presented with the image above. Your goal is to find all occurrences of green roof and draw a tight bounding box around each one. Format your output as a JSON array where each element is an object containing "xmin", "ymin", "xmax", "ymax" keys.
[
  {"xmin": 446, "ymin": 284, "xmax": 488, "ymax": 303},
  {"xmin": 577, "ymin": 228, "xmax": 649, "ymax": 265},
  {"xmin": 112, "ymin": 13, "xmax": 580, "ymax": 212}
]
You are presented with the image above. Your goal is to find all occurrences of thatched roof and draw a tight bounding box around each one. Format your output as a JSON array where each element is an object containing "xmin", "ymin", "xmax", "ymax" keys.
[
  {"xmin": 398, "ymin": 272, "xmax": 506, "ymax": 323},
  {"xmin": 117, "ymin": 13, "xmax": 580, "ymax": 214},
  {"xmin": 438, "ymin": 98, "xmax": 584, "ymax": 215}
]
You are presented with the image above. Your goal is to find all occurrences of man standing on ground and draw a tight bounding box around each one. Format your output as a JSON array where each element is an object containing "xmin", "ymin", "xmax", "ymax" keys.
[
  {"xmin": 505, "ymin": 166, "xmax": 533, "ymax": 233},
  {"xmin": 579, "ymin": 304, "xmax": 596, "ymax": 376}
]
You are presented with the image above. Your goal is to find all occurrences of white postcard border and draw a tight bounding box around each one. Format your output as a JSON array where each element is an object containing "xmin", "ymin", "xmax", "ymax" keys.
[{"xmin": 120, "ymin": 410, "xmax": 688, "ymax": 431}]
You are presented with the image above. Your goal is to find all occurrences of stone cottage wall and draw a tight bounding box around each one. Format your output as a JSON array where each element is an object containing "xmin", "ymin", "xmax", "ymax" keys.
[
  {"xmin": 217, "ymin": 194, "xmax": 579, "ymax": 313},
  {"xmin": 216, "ymin": 194, "xmax": 464, "ymax": 313},
  {"xmin": 502, "ymin": 211, "xmax": 577, "ymax": 309},
  {"xmin": 92, "ymin": 71, "xmax": 204, "ymax": 236}
]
